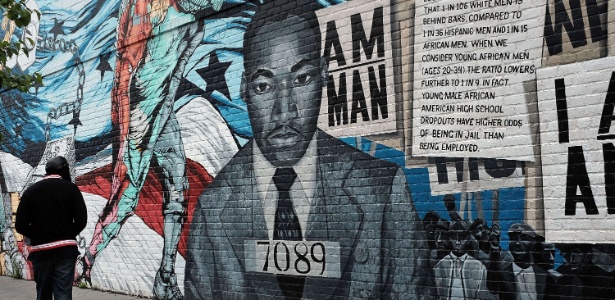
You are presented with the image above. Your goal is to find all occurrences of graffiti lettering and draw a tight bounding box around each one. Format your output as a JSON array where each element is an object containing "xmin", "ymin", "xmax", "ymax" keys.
[
  {"xmin": 565, "ymin": 145, "xmax": 599, "ymax": 215},
  {"xmin": 555, "ymin": 73, "xmax": 615, "ymax": 215},
  {"xmin": 327, "ymin": 66, "xmax": 388, "ymax": 126},
  {"xmin": 351, "ymin": 7, "xmax": 384, "ymax": 63},
  {"xmin": 38, "ymin": 34, "xmax": 79, "ymax": 53},
  {"xmin": 320, "ymin": 3, "xmax": 395, "ymax": 134},
  {"xmin": 327, "ymin": 73, "xmax": 348, "ymax": 126},
  {"xmin": 435, "ymin": 157, "xmax": 519, "ymax": 183},
  {"xmin": 543, "ymin": 0, "xmax": 607, "ymax": 56},
  {"xmin": 323, "ymin": 6, "xmax": 385, "ymax": 65},
  {"xmin": 323, "ymin": 21, "xmax": 346, "ymax": 67},
  {"xmin": 598, "ymin": 72, "xmax": 615, "ymax": 139}
]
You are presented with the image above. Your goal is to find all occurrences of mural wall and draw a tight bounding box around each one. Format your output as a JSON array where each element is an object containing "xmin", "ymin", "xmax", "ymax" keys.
[{"xmin": 0, "ymin": 0, "xmax": 613, "ymax": 298}]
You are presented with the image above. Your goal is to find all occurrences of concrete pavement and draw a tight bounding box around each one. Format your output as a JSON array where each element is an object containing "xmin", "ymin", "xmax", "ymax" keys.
[{"xmin": 0, "ymin": 276, "xmax": 148, "ymax": 299}]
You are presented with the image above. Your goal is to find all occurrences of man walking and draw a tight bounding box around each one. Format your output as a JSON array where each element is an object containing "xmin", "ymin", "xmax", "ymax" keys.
[{"xmin": 16, "ymin": 156, "xmax": 87, "ymax": 300}]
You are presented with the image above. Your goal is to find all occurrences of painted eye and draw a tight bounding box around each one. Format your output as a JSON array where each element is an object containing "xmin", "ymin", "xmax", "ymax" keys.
[
  {"xmin": 293, "ymin": 74, "xmax": 312, "ymax": 85},
  {"xmin": 254, "ymin": 82, "xmax": 271, "ymax": 94}
]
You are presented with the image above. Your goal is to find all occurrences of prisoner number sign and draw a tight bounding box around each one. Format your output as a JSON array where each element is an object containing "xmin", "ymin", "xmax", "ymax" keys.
[{"xmin": 244, "ymin": 240, "xmax": 341, "ymax": 278}]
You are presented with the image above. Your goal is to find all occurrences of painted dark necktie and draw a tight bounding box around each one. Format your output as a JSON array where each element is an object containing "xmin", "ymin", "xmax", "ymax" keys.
[{"xmin": 273, "ymin": 168, "xmax": 304, "ymax": 299}]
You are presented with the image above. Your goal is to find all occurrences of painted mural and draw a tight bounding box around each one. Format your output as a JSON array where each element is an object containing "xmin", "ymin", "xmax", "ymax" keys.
[{"xmin": 0, "ymin": 0, "xmax": 614, "ymax": 299}]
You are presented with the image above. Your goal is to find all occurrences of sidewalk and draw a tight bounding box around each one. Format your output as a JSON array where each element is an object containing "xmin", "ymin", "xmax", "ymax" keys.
[{"xmin": 0, "ymin": 276, "xmax": 148, "ymax": 299}]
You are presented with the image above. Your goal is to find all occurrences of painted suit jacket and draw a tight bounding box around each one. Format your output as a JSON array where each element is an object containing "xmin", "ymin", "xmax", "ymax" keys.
[
  {"xmin": 488, "ymin": 259, "xmax": 548, "ymax": 300},
  {"xmin": 184, "ymin": 130, "xmax": 435, "ymax": 299}
]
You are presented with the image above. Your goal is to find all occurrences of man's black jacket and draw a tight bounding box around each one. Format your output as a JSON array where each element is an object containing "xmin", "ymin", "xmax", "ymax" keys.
[{"xmin": 16, "ymin": 176, "xmax": 87, "ymax": 260}]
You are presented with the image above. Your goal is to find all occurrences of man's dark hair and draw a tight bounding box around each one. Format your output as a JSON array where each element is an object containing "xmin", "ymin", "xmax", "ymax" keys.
[
  {"xmin": 242, "ymin": 0, "xmax": 322, "ymax": 69},
  {"xmin": 45, "ymin": 156, "xmax": 71, "ymax": 181}
]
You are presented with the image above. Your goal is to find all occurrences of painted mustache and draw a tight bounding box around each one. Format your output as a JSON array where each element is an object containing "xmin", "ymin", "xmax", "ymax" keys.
[{"xmin": 266, "ymin": 124, "xmax": 302, "ymax": 139}]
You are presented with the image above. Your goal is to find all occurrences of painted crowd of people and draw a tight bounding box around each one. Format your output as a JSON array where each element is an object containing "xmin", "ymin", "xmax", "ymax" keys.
[{"xmin": 423, "ymin": 198, "xmax": 615, "ymax": 299}]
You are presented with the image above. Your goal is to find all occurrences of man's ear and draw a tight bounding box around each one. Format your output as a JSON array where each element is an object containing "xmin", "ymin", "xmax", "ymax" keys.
[{"xmin": 320, "ymin": 57, "xmax": 329, "ymax": 87}]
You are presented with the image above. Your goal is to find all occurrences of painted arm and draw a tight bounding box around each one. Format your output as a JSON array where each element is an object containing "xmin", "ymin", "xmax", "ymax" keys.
[{"xmin": 487, "ymin": 245, "xmax": 505, "ymax": 295}]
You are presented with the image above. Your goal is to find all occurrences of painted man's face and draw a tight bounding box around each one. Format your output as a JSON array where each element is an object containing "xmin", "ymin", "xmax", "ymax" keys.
[
  {"xmin": 541, "ymin": 243, "xmax": 556, "ymax": 270},
  {"xmin": 243, "ymin": 16, "xmax": 324, "ymax": 167},
  {"xmin": 425, "ymin": 224, "xmax": 438, "ymax": 249},
  {"xmin": 448, "ymin": 224, "xmax": 469, "ymax": 257},
  {"xmin": 436, "ymin": 228, "xmax": 449, "ymax": 252},
  {"xmin": 509, "ymin": 232, "xmax": 534, "ymax": 262},
  {"xmin": 565, "ymin": 248, "xmax": 590, "ymax": 272}
]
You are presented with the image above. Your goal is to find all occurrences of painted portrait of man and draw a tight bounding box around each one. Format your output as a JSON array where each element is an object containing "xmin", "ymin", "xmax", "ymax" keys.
[{"xmin": 183, "ymin": 0, "xmax": 433, "ymax": 299}]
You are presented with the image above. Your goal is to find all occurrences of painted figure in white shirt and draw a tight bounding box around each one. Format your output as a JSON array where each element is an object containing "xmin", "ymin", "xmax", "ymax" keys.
[{"xmin": 433, "ymin": 220, "xmax": 494, "ymax": 299}]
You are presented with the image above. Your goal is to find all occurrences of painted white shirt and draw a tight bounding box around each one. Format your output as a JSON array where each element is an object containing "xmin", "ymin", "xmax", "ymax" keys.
[
  {"xmin": 513, "ymin": 263, "xmax": 537, "ymax": 300},
  {"xmin": 448, "ymin": 253, "xmax": 467, "ymax": 299},
  {"xmin": 253, "ymin": 137, "xmax": 318, "ymax": 239}
]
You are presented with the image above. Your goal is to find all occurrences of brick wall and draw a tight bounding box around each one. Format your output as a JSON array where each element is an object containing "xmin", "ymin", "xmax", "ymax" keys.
[{"xmin": 0, "ymin": 0, "xmax": 614, "ymax": 298}]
